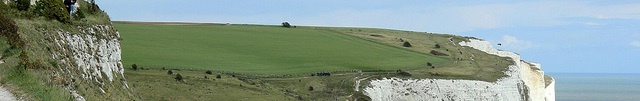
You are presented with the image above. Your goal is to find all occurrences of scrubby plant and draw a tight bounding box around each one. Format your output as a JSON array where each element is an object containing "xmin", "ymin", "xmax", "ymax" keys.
[
  {"xmin": 427, "ymin": 62, "xmax": 432, "ymax": 66},
  {"xmin": 131, "ymin": 64, "xmax": 137, "ymax": 70},
  {"xmin": 435, "ymin": 44, "xmax": 441, "ymax": 48},
  {"xmin": 175, "ymin": 74, "xmax": 183, "ymax": 81},
  {"xmin": 215, "ymin": 74, "xmax": 221, "ymax": 79},
  {"xmin": 308, "ymin": 86, "xmax": 314, "ymax": 91},
  {"xmin": 15, "ymin": 0, "xmax": 31, "ymax": 11},
  {"xmin": 34, "ymin": 0, "xmax": 71, "ymax": 23},
  {"xmin": 167, "ymin": 70, "xmax": 173, "ymax": 75},
  {"xmin": 403, "ymin": 41, "xmax": 412, "ymax": 47},
  {"xmin": 205, "ymin": 70, "xmax": 212, "ymax": 75},
  {"xmin": 0, "ymin": 15, "xmax": 22, "ymax": 48}
]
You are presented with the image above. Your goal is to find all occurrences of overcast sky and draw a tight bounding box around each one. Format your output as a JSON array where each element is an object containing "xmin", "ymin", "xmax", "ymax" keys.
[{"xmin": 98, "ymin": 0, "xmax": 640, "ymax": 73}]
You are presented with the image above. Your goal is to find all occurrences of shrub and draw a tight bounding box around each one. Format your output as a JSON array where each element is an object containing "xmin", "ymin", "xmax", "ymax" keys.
[
  {"xmin": 131, "ymin": 64, "xmax": 137, "ymax": 70},
  {"xmin": 398, "ymin": 71, "xmax": 412, "ymax": 76},
  {"xmin": 308, "ymin": 86, "xmax": 314, "ymax": 91},
  {"xmin": 0, "ymin": 15, "xmax": 21, "ymax": 47},
  {"xmin": 403, "ymin": 41, "xmax": 412, "ymax": 47},
  {"xmin": 34, "ymin": 0, "xmax": 71, "ymax": 23},
  {"xmin": 215, "ymin": 75, "xmax": 221, "ymax": 79},
  {"xmin": 205, "ymin": 70, "xmax": 212, "ymax": 75},
  {"xmin": 16, "ymin": 0, "xmax": 30, "ymax": 11},
  {"xmin": 281, "ymin": 22, "xmax": 291, "ymax": 28},
  {"xmin": 435, "ymin": 44, "xmax": 441, "ymax": 48},
  {"xmin": 175, "ymin": 74, "xmax": 183, "ymax": 81},
  {"xmin": 427, "ymin": 62, "xmax": 432, "ymax": 66},
  {"xmin": 167, "ymin": 70, "xmax": 173, "ymax": 75},
  {"xmin": 430, "ymin": 50, "xmax": 449, "ymax": 56}
]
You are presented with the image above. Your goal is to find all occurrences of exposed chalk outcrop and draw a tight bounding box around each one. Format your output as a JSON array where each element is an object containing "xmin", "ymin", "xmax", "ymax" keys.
[
  {"xmin": 0, "ymin": 85, "xmax": 17, "ymax": 101},
  {"xmin": 364, "ymin": 38, "xmax": 555, "ymax": 101},
  {"xmin": 48, "ymin": 25, "xmax": 127, "ymax": 100}
]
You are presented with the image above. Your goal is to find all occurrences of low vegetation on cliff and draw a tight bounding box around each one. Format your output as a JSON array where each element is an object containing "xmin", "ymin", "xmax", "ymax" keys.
[{"xmin": 0, "ymin": 1, "xmax": 133, "ymax": 100}]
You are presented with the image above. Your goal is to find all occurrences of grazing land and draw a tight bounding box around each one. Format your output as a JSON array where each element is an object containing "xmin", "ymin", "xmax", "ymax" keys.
[
  {"xmin": 115, "ymin": 22, "xmax": 448, "ymax": 74},
  {"xmin": 114, "ymin": 21, "xmax": 513, "ymax": 100}
]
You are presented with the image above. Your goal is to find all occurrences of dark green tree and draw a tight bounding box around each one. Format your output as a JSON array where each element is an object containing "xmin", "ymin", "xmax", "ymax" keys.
[
  {"xmin": 131, "ymin": 64, "xmax": 137, "ymax": 70},
  {"xmin": 281, "ymin": 22, "xmax": 291, "ymax": 28},
  {"xmin": 403, "ymin": 41, "xmax": 412, "ymax": 47},
  {"xmin": 16, "ymin": 0, "xmax": 30, "ymax": 11},
  {"xmin": 175, "ymin": 74, "xmax": 183, "ymax": 81},
  {"xmin": 34, "ymin": 0, "xmax": 71, "ymax": 23}
]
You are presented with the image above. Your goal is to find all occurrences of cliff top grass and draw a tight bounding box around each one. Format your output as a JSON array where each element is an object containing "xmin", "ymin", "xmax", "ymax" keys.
[{"xmin": 115, "ymin": 21, "xmax": 513, "ymax": 82}]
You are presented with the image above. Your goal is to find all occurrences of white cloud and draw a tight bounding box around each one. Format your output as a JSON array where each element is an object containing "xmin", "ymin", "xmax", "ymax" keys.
[
  {"xmin": 499, "ymin": 35, "xmax": 536, "ymax": 51},
  {"xmin": 631, "ymin": 41, "xmax": 640, "ymax": 47}
]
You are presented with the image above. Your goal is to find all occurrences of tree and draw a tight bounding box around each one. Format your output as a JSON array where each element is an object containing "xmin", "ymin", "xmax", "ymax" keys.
[
  {"xmin": 281, "ymin": 22, "xmax": 291, "ymax": 28},
  {"xmin": 0, "ymin": 15, "xmax": 21, "ymax": 47},
  {"xmin": 16, "ymin": 0, "xmax": 30, "ymax": 11},
  {"xmin": 403, "ymin": 41, "xmax": 412, "ymax": 47},
  {"xmin": 167, "ymin": 70, "xmax": 173, "ymax": 75},
  {"xmin": 34, "ymin": 0, "xmax": 71, "ymax": 24},
  {"xmin": 131, "ymin": 64, "xmax": 138, "ymax": 70},
  {"xmin": 175, "ymin": 74, "xmax": 183, "ymax": 81}
]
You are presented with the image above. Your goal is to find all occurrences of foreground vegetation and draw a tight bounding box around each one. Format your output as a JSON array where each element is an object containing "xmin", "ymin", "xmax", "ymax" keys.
[{"xmin": 1, "ymin": 1, "xmax": 132, "ymax": 100}]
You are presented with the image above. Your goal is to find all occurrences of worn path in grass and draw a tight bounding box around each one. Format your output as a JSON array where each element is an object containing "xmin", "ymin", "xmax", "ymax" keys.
[{"xmin": 0, "ymin": 85, "xmax": 16, "ymax": 101}]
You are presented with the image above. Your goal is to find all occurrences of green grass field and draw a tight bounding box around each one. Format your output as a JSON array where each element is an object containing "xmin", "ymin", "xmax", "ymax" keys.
[
  {"xmin": 115, "ymin": 23, "xmax": 448, "ymax": 74},
  {"xmin": 114, "ymin": 22, "xmax": 514, "ymax": 100}
]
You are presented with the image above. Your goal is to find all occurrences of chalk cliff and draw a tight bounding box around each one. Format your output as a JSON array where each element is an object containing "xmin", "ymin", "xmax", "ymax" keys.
[
  {"xmin": 364, "ymin": 38, "xmax": 555, "ymax": 101},
  {"xmin": 47, "ymin": 25, "xmax": 131, "ymax": 100}
]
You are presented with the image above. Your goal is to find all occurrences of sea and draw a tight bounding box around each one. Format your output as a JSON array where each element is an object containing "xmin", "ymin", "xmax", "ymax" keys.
[{"xmin": 549, "ymin": 73, "xmax": 640, "ymax": 101}]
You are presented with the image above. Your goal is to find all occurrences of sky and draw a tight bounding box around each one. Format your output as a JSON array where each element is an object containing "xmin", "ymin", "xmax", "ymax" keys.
[{"xmin": 97, "ymin": 0, "xmax": 640, "ymax": 73}]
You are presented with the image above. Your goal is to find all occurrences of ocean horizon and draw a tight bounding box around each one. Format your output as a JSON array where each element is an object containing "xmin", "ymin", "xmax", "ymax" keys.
[{"xmin": 548, "ymin": 73, "xmax": 640, "ymax": 101}]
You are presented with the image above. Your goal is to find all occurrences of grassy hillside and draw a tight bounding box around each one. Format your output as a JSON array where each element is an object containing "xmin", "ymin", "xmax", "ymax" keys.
[
  {"xmin": 115, "ymin": 22, "xmax": 449, "ymax": 74},
  {"xmin": 114, "ymin": 22, "xmax": 514, "ymax": 100}
]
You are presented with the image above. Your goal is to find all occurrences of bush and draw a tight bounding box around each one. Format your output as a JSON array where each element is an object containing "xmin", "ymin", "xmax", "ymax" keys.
[
  {"xmin": 175, "ymin": 74, "xmax": 183, "ymax": 81},
  {"xmin": 205, "ymin": 70, "xmax": 212, "ymax": 75},
  {"xmin": 131, "ymin": 64, "xmax": 137, "ymax": 70},
  {"xmin": 215, "ymin": 75, "xmax": 221, "ymax": 79},
  {"xmin": 34, "ymin": 0, "xmax": 71, "ymax": 23},
  {"xmin": 16, "ymin": 0, "xmax": 30, "ymax": 11},
  {"xmin": 427, "ymin": 62, "xmax": 432, "ymax": 66},
  {"xmin": 0, "ymin": 15, "xmax": 21, "ymax": 47},
  {"xmin": 398, "ymin": 71, "xmax": 412, "ymax": 76},
  {"xmin": 435, "ymin": 44, "xmax": 441, "ymax": 48},
  {"xmin": 403, "ymin": 41, "xmax": 412, "ymax": 47},
  {"xmin": 167, "ymin": 70, "xmax": 173, "ymax": 75},
  {"xmin": 281, "ymin": 22, "xmax": 291, "ymax": 28},
  {"xmin": 308, "ymin": 86, "xmax": 314, "ymax": 91},
  {"xmin": 430, "ymin": 50, "xmax": 449, "ymax": 56}
]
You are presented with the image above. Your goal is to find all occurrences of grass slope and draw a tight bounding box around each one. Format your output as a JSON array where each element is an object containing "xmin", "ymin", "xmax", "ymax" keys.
[{"xmin": 115, "ymin": 22, "xmax": 447, "ymax": 74}]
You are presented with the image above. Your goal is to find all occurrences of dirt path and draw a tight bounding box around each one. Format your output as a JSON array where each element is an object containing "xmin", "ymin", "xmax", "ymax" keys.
[
  {"xmin": 354, "ymin": 77, "xmax": 369, "ymax": 92},
  {"xmin": 0, "ymin": 56, "xmax": 17, "ymax": 101},
  {"xmin": 0, "ymin": 85, "xmax": 17, "ymax": 101}
]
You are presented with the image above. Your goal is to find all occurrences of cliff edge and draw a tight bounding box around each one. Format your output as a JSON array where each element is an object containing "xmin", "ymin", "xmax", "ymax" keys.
[{"xmin": 364, "ymin": 38, "xmax": 555, "ymax": 101}]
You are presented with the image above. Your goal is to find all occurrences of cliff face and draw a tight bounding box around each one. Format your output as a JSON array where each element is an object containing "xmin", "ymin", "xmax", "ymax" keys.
[
  {"xmin": 46, "ymin": 24, "xmax": 131, "ymax": 100},
  {"xmin": 364, "ymin": 39, "xmax": 555, "ymax": 101}
]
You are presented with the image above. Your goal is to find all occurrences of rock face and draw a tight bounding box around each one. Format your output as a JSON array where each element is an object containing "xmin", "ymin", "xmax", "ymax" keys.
[
  {"xmin": 364, "ymin": 39, "xmax": 555, "ymax": 101},
  {"xmin": 48, "ymin": 25, "xmax": 129, "ymax": 100}
]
